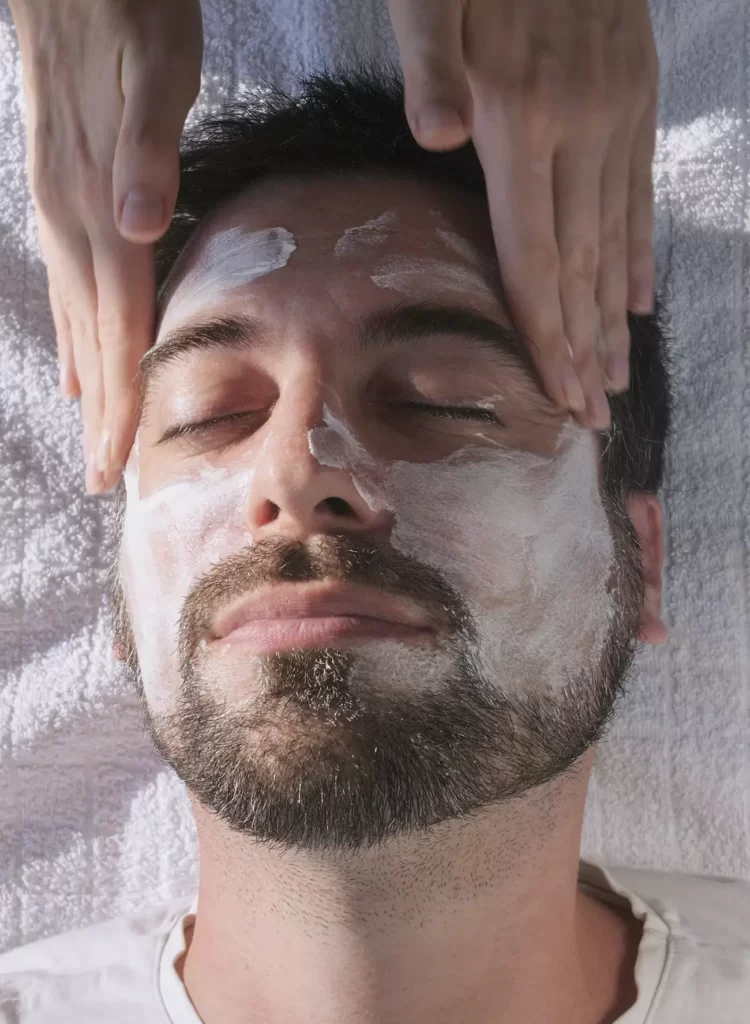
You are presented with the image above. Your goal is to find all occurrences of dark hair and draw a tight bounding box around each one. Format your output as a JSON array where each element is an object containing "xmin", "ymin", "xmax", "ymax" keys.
[{"xmin": 154, "ymin": 62, "xmax": 673, "ymax": 498}]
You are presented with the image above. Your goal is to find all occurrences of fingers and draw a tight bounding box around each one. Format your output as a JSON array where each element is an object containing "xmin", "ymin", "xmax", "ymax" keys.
[
  {"xmin": 38, "ymin": 216, "xmax": 80, "ymax": 399},
  {"xmin": 626, "ymin": 99, "xmax": 657, "ymax": 314},
  {"xmin": 113, "ymin": 68, "xmax": 197, "ymax": 243},
  {"xmin": 40, "ymin": 218, "xmax": 103, "ymax": 490},
  {"xmin": 55, "ymin": 231, "xmax": 105, "ymax": 494},
  {"xmin": 48, "ymin": 276, "xmax": 80, "ymax": 399},
  {"xmin": 473, "ymin": 102, "xmax": 589, "ymax": 424},
  {"xmin": 553, "ymin": 140, "xmax": 611, "ymax": 428},
  {"xmin": 387, "ymin": 0, "xmax": 473, "ymax": 150},
  {"xmin": 596, "ymin": 126, "xmax": 633, "ymax": 395},
  {"xmin": 89, "ymin": 227, "xmax": 155, "ymax": 493}
]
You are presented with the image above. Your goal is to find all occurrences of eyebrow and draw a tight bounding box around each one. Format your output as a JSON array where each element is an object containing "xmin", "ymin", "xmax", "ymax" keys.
[{"xmin": 137, "ymin": 302, "xmax": 544, "ymax": 412}]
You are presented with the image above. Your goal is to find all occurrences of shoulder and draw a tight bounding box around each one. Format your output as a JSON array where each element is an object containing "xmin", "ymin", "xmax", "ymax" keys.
[
  {"xmin": 0, "ymin": 895, "xmax": 193, "ymax": 1024},
  {"xmin": 605, "ymin": 861, "xmax": 750, "ymax": 947},
  {"xmin": 589, "ymin": 860, "xmax": 750, "ymax": 1022}
]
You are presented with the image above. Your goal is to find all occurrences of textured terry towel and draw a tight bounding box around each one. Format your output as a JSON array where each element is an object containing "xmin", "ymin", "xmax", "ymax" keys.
[{"xmin": 0, "ymin": 0, "xmax": 749, "ymax": 955}]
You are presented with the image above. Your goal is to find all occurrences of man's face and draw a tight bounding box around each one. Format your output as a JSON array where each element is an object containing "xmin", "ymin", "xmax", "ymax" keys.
[{"xmin": 115, "ymin": 173, "xmax": 644, "ymax": 850}]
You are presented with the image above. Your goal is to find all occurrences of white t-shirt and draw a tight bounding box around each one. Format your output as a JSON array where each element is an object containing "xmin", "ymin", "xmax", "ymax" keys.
[{"xmin": 1, "ymin": 857, "xmax": 749, "ymax": 1023}]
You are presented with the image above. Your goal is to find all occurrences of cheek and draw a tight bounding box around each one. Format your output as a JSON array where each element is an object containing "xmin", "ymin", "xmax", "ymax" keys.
[
  {"xmin": 385, "ymin": 433, "xmax": 613, "ymax": 604},
  {"xmin": 387, "ymin": 457, "xmax": 535, "ymax": 601},
  {"xmin": 119, "ymin": 466, "xmax": 256, "ymax": 711},
  {"xmin": 384, "ymin": 434, "xmax": 616, "ymax": 690}
]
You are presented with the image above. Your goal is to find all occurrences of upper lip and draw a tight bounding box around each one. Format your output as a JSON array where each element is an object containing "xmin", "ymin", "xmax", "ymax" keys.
[{"xmin": 210, "ymin": 582, "xmax": 437, "ymax": 641}]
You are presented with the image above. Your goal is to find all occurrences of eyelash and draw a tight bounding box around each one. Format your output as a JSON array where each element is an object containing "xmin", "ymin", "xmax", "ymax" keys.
[{"xmin": 162, "ymin": 403, "xmax": 499, "ymax": 444}]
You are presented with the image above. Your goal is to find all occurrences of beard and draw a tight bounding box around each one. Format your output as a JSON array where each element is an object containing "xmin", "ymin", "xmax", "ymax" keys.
[{"xmin": 111, "ymin": 490, "xmax": 644, "ymax": 854}]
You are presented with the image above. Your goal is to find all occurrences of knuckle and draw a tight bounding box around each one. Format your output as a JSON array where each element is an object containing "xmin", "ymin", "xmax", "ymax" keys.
[
  {"xmin": 569, "ymin": 73, "xmax": 612, "ymax": 126},
  {"xmin": 401, "ymin": 36, "xmax": 460, "ymax": 82},
  {"xmin": 525, "ymin": 243, "xmax": 560, "ymax": 279},
  {"xmin": 518, "ymin": 115, "xmax": 557, "ymax": 159},
  {"xmin": 579, "ymin": 88, "xmax": 611, "ymax": 128},
  {"xmin": 531, "ymin": 329, "xmax": 568, "ymax": 361},
  {"xmin": 575, "ymin": 344, "xmax": 602, "ymax": 378},
  {"xmin": 118, "ymin": 117, "xmax": 169, "ymax": 162},
  {"xmin": 497, "ymin": 58, "xmax": 564, "ymax": 122},
  {"xmin": 561, "ymin": 241, "xmax": 599, "ymax": 288},
  {"xmin": 516, "ymin": 77, "xmax": 558, "ymax": 128},
  {"xmin": 600, "ymin": 214, "xmax": 627, "ymax": 254},
  {"xmin": 97, "ymin": 312, "xmax": 128, "ymax": 343},
  {"xmin": 566, "ymin": 325, "xmax": 597, "ymax": 357},
  {"xmin": 69, "ymin": 317, "xmax": 99, "ymax": 354},
  {"xmin": 77, "ymin": 168, "xmax": 111, "ymax": 210},
  {"xmin": 525, "ymin": 50, "xmax": 567, "ymax": 97}
]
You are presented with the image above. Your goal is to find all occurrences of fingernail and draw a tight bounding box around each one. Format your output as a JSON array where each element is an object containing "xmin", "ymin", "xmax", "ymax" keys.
[
  {"xmin": 560, "ymin": 365, "xmax": 586, "ymax": 413},
  {"xmin": 96, "ymin": 428, "xmax": 111, "ymax": 474},
  {"xmin": 589, "ymin": 389, "xmax": 612, "ymax": 431},
  {"xmin": 605, "ymin": 354, "xmax": 630, "ymax": 393},
  {"xmin": 120, "ymin": 189, "xmax": 165, "ymax": 236},
  {"xmin": 410, "ymin": 107, "xmax": 465, "ymax": 144}
]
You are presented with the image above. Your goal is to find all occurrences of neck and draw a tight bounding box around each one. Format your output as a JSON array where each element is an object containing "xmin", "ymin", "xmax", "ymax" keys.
[{"xmin": 178, "ymin": 752, "xmax": 639, "ymax": 1024}]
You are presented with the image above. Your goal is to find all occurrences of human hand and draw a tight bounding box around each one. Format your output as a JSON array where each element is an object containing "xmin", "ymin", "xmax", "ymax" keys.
[
  {"xmin": 9, "ymin": 0, "xmax": 203, "ymax": 493},
  {"xmin": 387, "ymin": 0, "xmax": 659, "ymax": 430}
]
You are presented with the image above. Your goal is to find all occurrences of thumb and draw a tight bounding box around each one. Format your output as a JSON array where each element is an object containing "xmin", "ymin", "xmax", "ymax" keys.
[
  {"xmin": 387, "ymin": 0, "xmax": 473, "ymax": 151},
  {"xmin": 113, "ymin": 75, "xmax": 190, "ymax": 243}
]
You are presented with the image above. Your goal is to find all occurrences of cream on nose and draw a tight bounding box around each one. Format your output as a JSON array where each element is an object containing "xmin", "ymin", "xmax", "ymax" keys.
[{"xmin": 307, "ymin": 404, "xmax": 393, "ymax": 515}]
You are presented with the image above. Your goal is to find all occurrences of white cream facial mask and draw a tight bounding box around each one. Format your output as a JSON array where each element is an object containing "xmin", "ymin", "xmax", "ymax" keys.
[
  {"xmin": 371, "ymin": 257, "xmax": 498, "ymax": 304},
  {"xmin": 429, "ymin": 209, "xmax": 488, "ymax": 271},
  {"xmin": 334, "ymin": 208, "xmax": 496, "ymax": 304},
  {"xmin": 121, "ymin": 404, "xmax": 614, "ymax": 714},
  {"xmin": 334, "ymin": 210, "xmax": 397, "ymax": 257},
  {"xmin": 157, "ymin": 226, "xmax": 297, "ymax": 339},
  {"xmin": 121, "ymin": 458, "xmax": 258, "ymax": 715},
  {"xmin": 308, "ymin": 408, "xmax": 615, "ymax": 693}
]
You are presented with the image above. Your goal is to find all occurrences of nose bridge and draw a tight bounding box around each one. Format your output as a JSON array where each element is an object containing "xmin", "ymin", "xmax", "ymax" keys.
[{"xmin": 245, "ymin": 375, "xmax": 388, "ymax": 538}]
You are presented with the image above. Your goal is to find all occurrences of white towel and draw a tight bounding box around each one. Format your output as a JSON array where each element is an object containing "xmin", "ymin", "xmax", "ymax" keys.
[{"xmin": 0, "ymin": 0, "xmax": 747, "ymax": 955}]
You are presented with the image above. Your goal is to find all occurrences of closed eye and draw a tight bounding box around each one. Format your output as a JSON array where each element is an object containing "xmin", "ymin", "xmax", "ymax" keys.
[
  {"xmin": 158, "ymin": 410, "xmax": 257, "ymax": 444},
  {"xmin": 158, "ymin": 402, "xmax": 503, "ymax": 445},
  {"xmin": 398, "ymin": 401, "xmax": 500, "ymax": 424}
]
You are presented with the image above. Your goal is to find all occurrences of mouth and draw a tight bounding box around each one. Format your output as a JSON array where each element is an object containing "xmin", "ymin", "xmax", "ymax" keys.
[{"xmin": 209, "ymin": 582, "xmax": 438, "ymax": 653}]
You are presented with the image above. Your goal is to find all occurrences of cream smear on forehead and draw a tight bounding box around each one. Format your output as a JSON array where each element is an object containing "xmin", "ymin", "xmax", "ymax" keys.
[
  {"xmin": 334, "ymin": 210, "xmax": 397, "ymax": 257},
  {"xmin": 371, "ymin": 257, "xmax": 497, "ymax": 303},
  {"xmin": 121, "ymin": 404, "xmax": 614, "ymax": 713},
  {"xmin": 334, "ymin": 207, "xmax": 493, "ymax": 298},
  {"xmin": 429, "ymin": 209, "xmax": 487, "ymax": 270},
  {"xmin": 157, "ymin": 226, "xmax": 297, "ymax": 339},
  {"xmin": 368, "ymin": 209, "xmax": 495, "ymax": 299}
]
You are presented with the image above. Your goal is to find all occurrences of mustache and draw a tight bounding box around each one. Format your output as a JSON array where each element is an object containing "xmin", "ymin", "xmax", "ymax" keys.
[{"xmin": 177, "ymin": 533, "xmax": 475, "ymax": 661}]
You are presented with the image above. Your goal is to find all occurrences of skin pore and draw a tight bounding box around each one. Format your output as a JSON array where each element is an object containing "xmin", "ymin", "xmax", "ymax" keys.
[{"xmin": 115, "ymin": 172, "xmax": 667, "ymax": 1024}]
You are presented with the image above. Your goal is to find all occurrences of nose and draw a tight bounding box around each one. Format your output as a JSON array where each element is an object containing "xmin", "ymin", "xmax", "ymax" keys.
[{"xmin": 244, "ymin": 395, "xmax": 393, "ymax": 543}]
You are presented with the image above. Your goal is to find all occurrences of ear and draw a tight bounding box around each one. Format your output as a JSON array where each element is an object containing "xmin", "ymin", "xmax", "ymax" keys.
[{"xmin": 626, "ymin": 492, "xmax": 668, "ymax": 645}]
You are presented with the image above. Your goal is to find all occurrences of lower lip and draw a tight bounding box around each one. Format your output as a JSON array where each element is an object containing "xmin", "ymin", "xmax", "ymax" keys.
[{"xmin": 215, "ymin": 616, "xmax": 432, "ymax": 653}]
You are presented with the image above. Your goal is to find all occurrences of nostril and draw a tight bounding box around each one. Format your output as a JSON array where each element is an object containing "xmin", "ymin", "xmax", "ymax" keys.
[{"xmin": 325, "ymin": 497, "xmax": 353, "ymax": 517}]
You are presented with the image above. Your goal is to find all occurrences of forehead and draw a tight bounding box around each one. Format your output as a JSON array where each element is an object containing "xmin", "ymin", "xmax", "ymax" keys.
[
  {"xmin": 157, "ymin": 172, "xmax": 502, "ymax": 323},
  {"xmin": 140, "ymin": 171, "xmax": 555, "ymax": 416}
]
